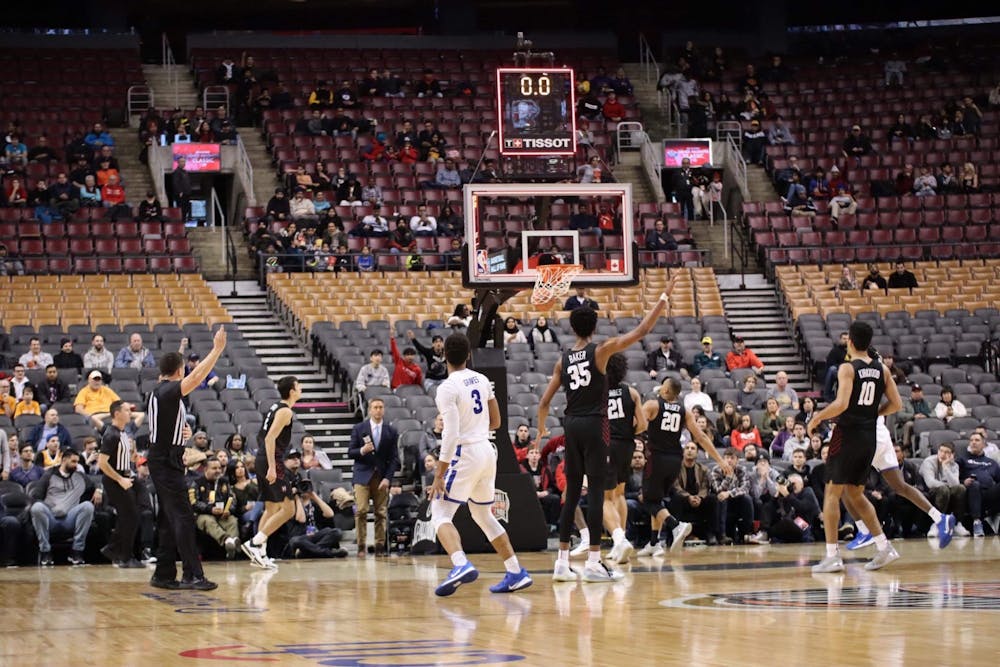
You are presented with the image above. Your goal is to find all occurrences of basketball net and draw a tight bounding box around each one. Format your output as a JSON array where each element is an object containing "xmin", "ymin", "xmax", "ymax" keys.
[{"xmin": 530, "ymin": 264, "xmax": 583, "ymax": 310}]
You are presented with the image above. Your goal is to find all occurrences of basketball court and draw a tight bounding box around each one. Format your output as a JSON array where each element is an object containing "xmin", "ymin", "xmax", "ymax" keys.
[{"xmin": 2, "ymin": 541, "xmax": 997, "ymax": 666}]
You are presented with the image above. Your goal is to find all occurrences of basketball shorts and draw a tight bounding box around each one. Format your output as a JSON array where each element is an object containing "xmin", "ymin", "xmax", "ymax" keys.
[
  {"xmin": 642, "ymin": 452, "xmax": 683, "ymax": 504},
  {"xmin": 827, "ymin": 424, "xmax": 876, "ymax": 486},
  {"xmin": 871, "ymin": 419, "xmax": 898, "ymax": 473},
  {"xmin": 606, "ymin": 438, "xmax": 636, "ymax": 490},
  {"xmin": 443, "ymin": 442, "xmax": 498, "ymax": 505},
  {"xmin": 256, "ymin": 454, "xmax": 294, "ymax": 502}
]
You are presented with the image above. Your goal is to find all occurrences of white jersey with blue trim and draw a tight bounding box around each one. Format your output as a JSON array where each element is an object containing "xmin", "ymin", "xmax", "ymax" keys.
[{"xmin": 434, "ymin": 368, "xmax": 495, "ymax": 463}]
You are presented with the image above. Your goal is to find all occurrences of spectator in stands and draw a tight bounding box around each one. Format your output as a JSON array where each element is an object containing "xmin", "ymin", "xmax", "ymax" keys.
[
  {"xmin": 522, "ymin": 445, "xmax": 560, "ymax": 529},
  {"xmin": 959, "ymin": 433, "xmax": 1000, "ymax": 537},
  {"xmin": 895, "ymin": 163, "xmax": 916, "ymax": 196},
  {"xmin": 29, "ymin": 179, "xmax": 55, "ymax": 221},
  {"xmin": 95, "ymin": 159, "xmax": 119, "ymax": 187},
  {"xmin": 767, "ymin": 115, "xmax": 796, "ymax": 146},
  {"xmin": 289, "ymin": 189, "xmax": 317, "ymax": 224},
  {"xmin": 920, "ymin": 442, "xmax": 969, "ymax": 535},
  {"xmin": 84, "ymin": 335, "xmax": 114, "ymax": 374},
  {"xmin": 430, "ymin": 159, "xmax": 462, "ymax": 190},
  {"xmin": 397, "ymin": 139, "xmax": 419, "ymax": 165},
  {"xmin": 101, "ymin": 174, "xmax": 130, "ymax": 222},
  {"xmin": 935, "ymin": 162, "xmax": 959, "ymax": 193},
  {"xmin": 27, "ymin": 135, "xmax": 58, "ymax": 164},
  {"xmin": 609, "ymin": 67, "xmax": 633, "ymax": 96},
  {"xmin": 526, "ymin": 316, "xmax": 559, "ymax": 351},
  {"xmin": 833, "ymin": 265, "xmax": 858, "ymax": 298},
  {"xmin": 887, "ymin": 262, "xmax": 918, "ymax": 289},
  {"xmin": 36, "ymin": 434, "xmax": 63, "ymax": 468},
  {"xmin": 29, "ymin": 448, "xmax": 99, "ymax": 566},
  {"xmin": 336, "ymin": 177, "xmax": 364, "ymax": 207},
  {"xmin": 39, "ymin": 366, "xmax": 70, "ymax": 410},
  {"xmin": 299, "ymin": 435, "xmax": 332, "ymax": 471},
  {"xmin": 726, "ymin": 337, "xmax": 764, "ymax": 377},
  {"xmin": 898, "ymin": 383, "xmax": 932, "ymax": 448},
  {"xmin": 49, "ymin": 172, "xmax": 79, "ymax": 219},
  {"xmin": 881, "ymin": 353, "xmax": 906, "ymax": 386},
  {"xmin": 767, "ymin": 370, "xmax": 799, "ymax": 411},
  {"xmin": 692, "ymin": 336, "xmax": 723, "ymax": 376},
  {"xmin": 415, "ymin": 69, "xmax": 443, "ymax": 98},
  {"xmin": 710, "ymin": 447, "xmax": 753, "ymax": 544},
  {"xmin": 960, "ymin": 162, "xmax": 979, "ymax": 192},
  {"xmin": 782, "ymin": 172, "xmax": 815, "ymax": 219},
  {"xmin": 715, "ymin": 402, "xmax": 739, "ymax": 446},
  {"xmin": 757, "ymin": 398, "xmax": 783, "ymax": 447},
  {"xmin": 183, "ymin": 353, "xmax": 218, "ymax": 390},
  {"xmin": 225, "ymin": 433, "xmax": 253, "ymax": 466},
  {"xmin": 14, "ymin": 385, "xmax": 41, "ymax": 418},
  {"xmin": 3, "ymin": 177, "xmax": 27, "ymax": 206},
  {"xmin": 388, "ymin": 337, "xmax": 422, "ymax": 390},
  {"xmin": 0, "ymin": 243, "xmax": 23, "ymax": 276},
  {"xmin": 563, "ymin": 287, "xmax": 598, "ymax": 311},
  {"xmin": 95, "ymin": 145, "xmax": 119, "ymax": 171},
  {"xmin": 741, "ymin": 119, "xmax": 767, "ymax": 166},
  {"xmin": 683, "ymin": 378, "xmax": 714, "ymax": 413},
  {"xmin": 577, "ymin": 86, "xmax": 602, "ymax": 120},
  {"xmin": 376, "ymin": 69, "xmax": 405, "ymax": 98},
  {"xmin": 861, "ymin": 264, "xmax": 888, "ymax": 293},
  {"xmin": 84, "ymin": 123, "xmax": 114, "ymax": 149},
  {"xmin": 310, "ymin": 191, "xmax": 331, "ymax": 216},
  {"xmin": 934, "ymin": 387, "xmax": 968, "ymax": 425},
  {"xmin": 887, "ymin": 114, "xmax": 915, "ymax": 150},
  {"xmin": 355, "ymin": 350, "xmax": 390, "ymax": 404},
  {"xmin": 911, "ymin": 165, "xmax": 937, "ymax": 197},
  {"xmin": 12, "ymin": 442, "xmax": 43, "ymax": 486},
  {"xmin": 644, "ymin": 218, "xmax": 679, "ymax": 255},
  {"xmin": 408, "ymin": 205, "xmax": 437, "ymax": 237},
  {"xmin": 78, "ymin": 174, "xmax": 102, "ymax": 208},
  {"xmin": 265, "ymin": 188, "xmax": 290, "ymax": 224},
  {"xmin": 405, "ymin": 331, "xmax": 448, "ymax": 392},
  {"xmin": 387, "ymin": 218, "xmax": 416, "ymax": 254},
  {"xmin": 731, "ymin": 413, "xmax": 762, "ymax": 452},
  {"xmin": 28, "ymin": 409, "xmax": 72, "ymax": 452},
  {"xmin": 10, "ymin": 365, "xmax": 30, "ymax": 399},
  {"xmin": 190, "ymin": 456, "xmax": 239, "ymax": 559},
  {"xmin": 958, "ymin": 97, "xmax": 983, "ymax": 136},
  {"xmin": 807, "ymin": 168, "xmax": 831, "ymax": 201},
  {"xmin": 828, "ymin": 165, "xmax": 849, "ymax": 193},
  {"xmin": 739, "ymin": 90, "xmax": 762, "ymax": 121},
  {"xmin": 577, "ymin": 156, "xmax": 602, "ymax": 184},
  {"xmin": 771, "ymin": 472, "xmax": 820, "ymax": 543},
  {"xmin": 645, "ymin": 336, "xmax": 685, "ymax": 379},
  {"xmin": 774, "ymin": 419, "xmax": 809, "ymax": 461},
  {"xmin": 308, "ymin": 80, "xmax": 333, "ymax": 108},
  {"xmin": 138, "ymin": 191, "xmax": 165, "ymax": 222},
  {"xmin": 950, "ymin": 110, "xmax": 969, "ymax": 138},
  {"xmin": 601, "ymin": 92, "xmax": 626, "ymax": 122},
  {"xmin": 884, "ymin": 53, "xmax": 906, "ymax": 87},
  {"xmin": 822, "ymin": 331, "xmax": 849, "ymax": 401},
  {"xmin": 842, "ymin": 125, "xmax": 874, "ymax": 164},
  {"xmin": 355, "ymin": 246, "xmax": 376, "ymax": 272},
  {"xmin": 115, "ymin": 333, "xmax": 155, "ymax": 370},
  {"xmin": 736, "ymin": 374, "xmax": 763, "ymax": 411},
  {"xmin": 670, "ymin": 442, "xmax": 719, "ymax": 544},
  {"xmin": 20, "ymin": 338, "xmax": 53, "ymax": 370},
  {"xmin": 172, "ymin": 156, "xmax": 192, "ymax": 221},
  {"xmin": 0, "ymin": 380, "xmax": 14, "ymax": 419}
]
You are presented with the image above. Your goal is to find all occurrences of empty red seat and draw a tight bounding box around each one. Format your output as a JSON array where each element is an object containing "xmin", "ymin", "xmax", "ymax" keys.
[
  {"xmin": 122, "ymin": 257, "xmax": 147, "ymax": 272},
  {"xmin": 172, "ymin": 256, "xmax": 199, "ymax": 272},
  {"xmin": 143, "ymin": 238, "xmax": 167, "ymax": 254},
  {"xmin": 73, "ymin": 257, "xmax": 98, "ymax": 273},
  {"xmin": 941, "ymin": 226, "xmax": 964, "ymax": 242},
  {"xmin": 98, "ymin": 257, "xmax": 123, "ymax": 273},
  {"xmin": 148, "ymin": 256, "xmax": 172, "ymax": 272}
]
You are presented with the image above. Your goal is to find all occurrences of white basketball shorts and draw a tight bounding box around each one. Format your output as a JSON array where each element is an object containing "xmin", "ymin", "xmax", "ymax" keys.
[
  {"xmin": 871, "ymin": 418, "xmax": 897, "ymax": 472},
  {"xmin": 443, "ymin": 442, "xmax": 498, "ymax": 505}
]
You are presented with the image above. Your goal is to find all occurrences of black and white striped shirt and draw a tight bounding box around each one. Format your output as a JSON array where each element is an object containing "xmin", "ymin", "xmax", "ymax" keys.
[
  {"xmin": 147, "ymin": 380, "xmax": 187, "ymax": 471},
  {"xmin": 100, "ymin": 424, "xmax": 134, "ymax": 477}
]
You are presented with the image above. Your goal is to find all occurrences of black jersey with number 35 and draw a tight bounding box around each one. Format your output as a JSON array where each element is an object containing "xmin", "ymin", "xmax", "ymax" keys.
[
  {"xmin": 839, "ymin": 358, "xmax": 885, "ymax": 429},
  {"xmin": 648, "ymin": 397, "xmax": 685, "ymax": 456},
  {"xmin": 561, "ymin": 343, "xmax": 606, "ymax": 417},
  {"xmin": 607, "ymin": 382, "xmax": 635, "ymax": 442}
]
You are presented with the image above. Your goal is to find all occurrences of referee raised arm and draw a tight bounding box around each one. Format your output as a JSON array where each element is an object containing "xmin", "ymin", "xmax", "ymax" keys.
[{"xmin": 147, "ymin": 326, "xmax": 227, "ymax": 591}]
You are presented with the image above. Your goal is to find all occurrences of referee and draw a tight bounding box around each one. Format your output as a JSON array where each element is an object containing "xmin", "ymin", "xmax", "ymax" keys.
[
  {"xmin": 147, "ymin": 326, "xmax": 226, "ymax": 591},
  {"xmin": 98, "ymin": 400, "xmax": 144, "ymax": 568}
]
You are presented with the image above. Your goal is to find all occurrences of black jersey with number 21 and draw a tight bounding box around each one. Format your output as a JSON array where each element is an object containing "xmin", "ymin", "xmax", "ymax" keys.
[
  {"xmin": 561, "ymin": 343, "xmax": 606, "ymax": 417},
  {"xmin": 607, "ymin": 382, "xmax": 636, "ymax": 442},
  {"xmin": 839, "ymin": 358, "xmax": 885, "ymax": 429}
]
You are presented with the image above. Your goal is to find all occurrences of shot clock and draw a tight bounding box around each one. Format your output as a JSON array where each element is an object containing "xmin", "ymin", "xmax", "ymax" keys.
[{"xmin": 496, "ymin": 67, "xmax": 577, "ymax": 156}]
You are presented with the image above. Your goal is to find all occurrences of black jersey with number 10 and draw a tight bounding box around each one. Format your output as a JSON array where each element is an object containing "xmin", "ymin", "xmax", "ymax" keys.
[
  {"xmin": 839, "ymin": 358, "xmax": 885, "ymax": 429},
  {"xmin": 648, "ymin": 397, "xmax": 685, "ymax": 456},
  {"xmin": 608, "ymin": 382, "xmax": 635, "ymax": 442},
  {"xmin": 561, "ymin": 343, "xmax": 606, "ymax": 417}
]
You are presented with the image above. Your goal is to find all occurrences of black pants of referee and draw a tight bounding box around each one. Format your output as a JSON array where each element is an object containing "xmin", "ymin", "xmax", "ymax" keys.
[
  {"xmin": 102, "ymin": 475, "xmax": 139, "ymax": 562},
  {"xmin": 149, "ymin": 464, "xmax": 204, "ymax": 581}
]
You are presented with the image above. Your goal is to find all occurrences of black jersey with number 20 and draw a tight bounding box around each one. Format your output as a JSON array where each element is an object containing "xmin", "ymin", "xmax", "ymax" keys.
[
  {"xmin": 607, "ymin": 382, "xmax": 636, "ymax": 442},
  {"xmin": 839, "ymin": 358, "xmax": 885, "ymax": 430},
  {"xmin": 561, "ymin": 343, "xmax": 606, "ymax": 417},
  {"xmin": 648, "ymin": 397, "xmax": 685, "ymax": 456}
]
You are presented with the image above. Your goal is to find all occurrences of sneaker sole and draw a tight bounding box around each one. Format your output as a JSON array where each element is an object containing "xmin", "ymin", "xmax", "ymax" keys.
[
  {"xmin": 864, "ymin": 551, "xmax": 900, "ymax": 571},
  {"xmin": 241, "ymin": 543, "xmax": 269, "ymax": 569},
  {"xmin": 616, "ymin": 543, "xmax": 635, "ymax": 564},
  {"xmin": 552, "ymin": 568, "xmax": 579, "ymax": 582},
  {"xmin": 938, "ymin": 516, "xmax": 956, "ymax": 549},
  {"xmin": 811, "ymin": 564, "xmax": 845, "ymax": 573},
  {"xmin": 582, "ymin": 572, "xmax": 625, "ymax": 583},
  {"xmin": 670, "ymin": 524, "xmax": 692, "ymax": 553},
  {"xmin": 435, "ymin": 568, "xmax": 479, "ymax": 597}
]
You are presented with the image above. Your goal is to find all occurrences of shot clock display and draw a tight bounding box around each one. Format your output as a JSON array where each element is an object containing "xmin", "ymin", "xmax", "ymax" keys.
[{"xmin": 497, "ymin": 67, "xmax": 576, "ymax": 157}]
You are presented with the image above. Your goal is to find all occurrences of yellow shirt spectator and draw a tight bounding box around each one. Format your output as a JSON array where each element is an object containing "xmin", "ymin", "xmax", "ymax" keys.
[
  {"xmin": 74, "ymin": 379, "xmax": 120, "ymax": 415},
  {"xmin": 13, "ymin": 400, "xmax": 41, "ymax": 418}
]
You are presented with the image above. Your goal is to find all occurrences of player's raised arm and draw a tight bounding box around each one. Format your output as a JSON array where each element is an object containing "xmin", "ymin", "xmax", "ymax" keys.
[
  {"xmin": 879, "ymin": 364, "xmax": 902, "ymax": 418},
  {"xmin": 808, "ymin": 362, "xmax": 854, "ymax": 435},
  {"xmin": 631, "ymin": 386, "xmax": 648, "ymax": 435},
  {"xmin": 595, "ymin": 276, "xmax": 676, "ymax": 370},
  {"xmin": 642, "ymin": 397, "xmax": 659, "ymax": 422},
  {"xmin": 535, "ymin": 358, "xmax": 563, "ymax": 444}
]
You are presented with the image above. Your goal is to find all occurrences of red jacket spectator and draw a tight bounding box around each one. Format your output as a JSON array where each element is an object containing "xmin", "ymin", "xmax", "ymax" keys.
[
  {"xmin": 101, "ymin": 182, "xmax": 126, "ymax": 205},
  {"xmin": 398, "ymin": 143, "xmax": 419, "ymax": 165},
  {"xmin": 602, "ymin": 94, "xmax": 626, "ymax": 121},
  {"xmin": 730, "ymin": 427, "xmax": 762, "ymax": 451},
  {"xmin": 389, "ymin": 336, "xmax": 423, "ymax": 389},
  {"xmin": 725, "ymin": 339, "xmax": 764, "ymax": 373}
]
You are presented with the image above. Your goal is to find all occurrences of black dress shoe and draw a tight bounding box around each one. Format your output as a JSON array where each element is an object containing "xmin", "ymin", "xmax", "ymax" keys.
[
  {"xmin": 150, "ymin": 576, "xmax": 180, "ymax": 590},
  {"xmin": 67, "ymin": 551, "xmax": 86, "ymax": 566},
  {"xmin": 179, "ymin": 577, "xmax": 218, "ymax": 591},
  {"xmin": 706, "ymin": 535, "xmax": 719, "ymax": 546},
  {"xmin": 38, "ymin": 552, "xmax": 54, "ymax": 567}
]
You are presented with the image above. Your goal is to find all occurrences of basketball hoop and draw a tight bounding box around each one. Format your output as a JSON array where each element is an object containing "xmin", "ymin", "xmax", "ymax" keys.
[{"xmin": 530, "ymin": 264, "xmax": 583, "ymax": 310}]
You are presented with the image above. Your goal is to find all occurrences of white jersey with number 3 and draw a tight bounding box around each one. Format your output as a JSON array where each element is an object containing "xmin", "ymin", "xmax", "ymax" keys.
[{"xmin": 435, "ymin": 368, "xmax": 494, "ymax": 461}]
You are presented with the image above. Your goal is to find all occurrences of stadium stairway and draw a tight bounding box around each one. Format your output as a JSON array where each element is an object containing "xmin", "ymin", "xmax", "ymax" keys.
[
  {"xmin": 141, "ymin": 64, "xmax": 200, "ymax": 112},
  {"xmin": 621, "ymin": 63, "xmax": 675, "ymax": 141},
  {"xmin": 718, "ymin": 274, "xmax": 812, "ymax": 395},
  {"xmin": 237, "ymin": 130, "xmax": 283, "ymax": 208},
  {"xmin": 216, "ymin": 282, "xmax": 357, "ymax": 477},
  {"xmin": 109, "ymin": 129, "xmax": 155, "ymax": 201},
  {"xmin": 747, "ymin": 165, "xmax": 780, "ymax": 204}
]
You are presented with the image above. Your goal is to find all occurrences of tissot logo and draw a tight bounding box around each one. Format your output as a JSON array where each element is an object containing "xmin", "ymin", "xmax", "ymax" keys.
[{"xmin": 504, "ymin": 137, "xmax": 572, "ymax": 149}]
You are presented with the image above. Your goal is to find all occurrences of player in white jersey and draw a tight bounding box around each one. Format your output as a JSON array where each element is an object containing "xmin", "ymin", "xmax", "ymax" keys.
[
  {"xmin": 428, "ymin": 333, "xmax": 532, "ymax": 597},
  {"xmin": 846, "ymin": 347, "xmax": 957, "ymax": 550}
]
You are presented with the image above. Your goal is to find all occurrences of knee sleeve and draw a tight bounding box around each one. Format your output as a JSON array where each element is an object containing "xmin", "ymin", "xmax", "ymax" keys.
[
  {"xmin": 430, "ymin": 498, "xmax": 459, "ymax": 533},
  {"xmin": 469, "ymin": 502, "xmax": 506, "ymax": 542},
  {"xmin": 644, "ymin": 500, "xmax": 666, "ymax": 518}
]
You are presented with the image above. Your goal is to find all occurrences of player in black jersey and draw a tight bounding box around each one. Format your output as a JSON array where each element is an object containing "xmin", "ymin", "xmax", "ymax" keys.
[
  {"xmin": 147, "ymin": 326, "xmax": 226, "ymax": 591},
  {"xmin": 639, "ymin": 378, "xmax": 730, "ymax": 556},
  {"xmin": 808, "ymin": 321, "xmax": 902, "ymax": 573},
  {"xmin": 538, "ymin": 281, "xmax": 673, "ymax": 583},
  {"xmin": 242, "ymin": 375, "xmax": 302, "ymax": 569},
  {"xmin": 603, "ymin": 353, "xmax": 647, "ymax": 564},
  {"xmin": 97, "ymin": 400, "xmax": 144, "ymax": 568}
]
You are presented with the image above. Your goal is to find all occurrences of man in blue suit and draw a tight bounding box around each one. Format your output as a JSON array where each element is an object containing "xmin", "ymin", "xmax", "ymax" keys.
[{"xmin": 348, "ymin": 397, "xmax": 399, "ymax": 556}]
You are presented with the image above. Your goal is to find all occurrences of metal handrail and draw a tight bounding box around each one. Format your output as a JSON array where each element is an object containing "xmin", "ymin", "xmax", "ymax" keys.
[
  {"xmin": 615, "ymin": 121, "xmax": 644, "ymax": 154},
  {"xmin": 638, "ymin": 33, "xmax": 659, "ymax": 87},
  {"xmin": 147, "ymin": 143, "xmax": 168, "ymax": 206},
  {"xmin": 126, "ymin": 85, "xmax": 154, "ymax": 120},
  {"xmin": 639, "ymin": 132, "xmax": 665, "ymax": 202},
  {"xmin": 162, "ymin": 33, "xmax": 178, "ymax": 108},
  {"xmin": 235, "ymin": 135, "xmax": 256, "ymax": 206},
  {"xmin": 724, "ymin": 134, "xmax": 749, "ymax": 199},
  {"xmin": 203, "ymin": 86, "xmax": 230, "ymax": 118}
]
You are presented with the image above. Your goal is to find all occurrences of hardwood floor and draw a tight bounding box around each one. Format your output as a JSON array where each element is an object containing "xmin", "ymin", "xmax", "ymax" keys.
[{"xmin": 2, "ymin": 539, "xmax": 998, "ymax": 666}]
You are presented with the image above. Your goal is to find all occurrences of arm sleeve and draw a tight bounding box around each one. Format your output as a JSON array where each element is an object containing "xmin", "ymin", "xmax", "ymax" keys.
[
  {"xmin": 435, "ymin": 382, "xmax": 460, "ymax": 463},
  {"xmin": 391, "ymin": 338, "xmax": 402, "ymax": 364},
  {"xmin": 346, "ymin": 425, "xmax": 364, "ymax": 459},
  {"xmin": 99, "ymin": 429, "xmax": 118, "ymax": 458}
]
